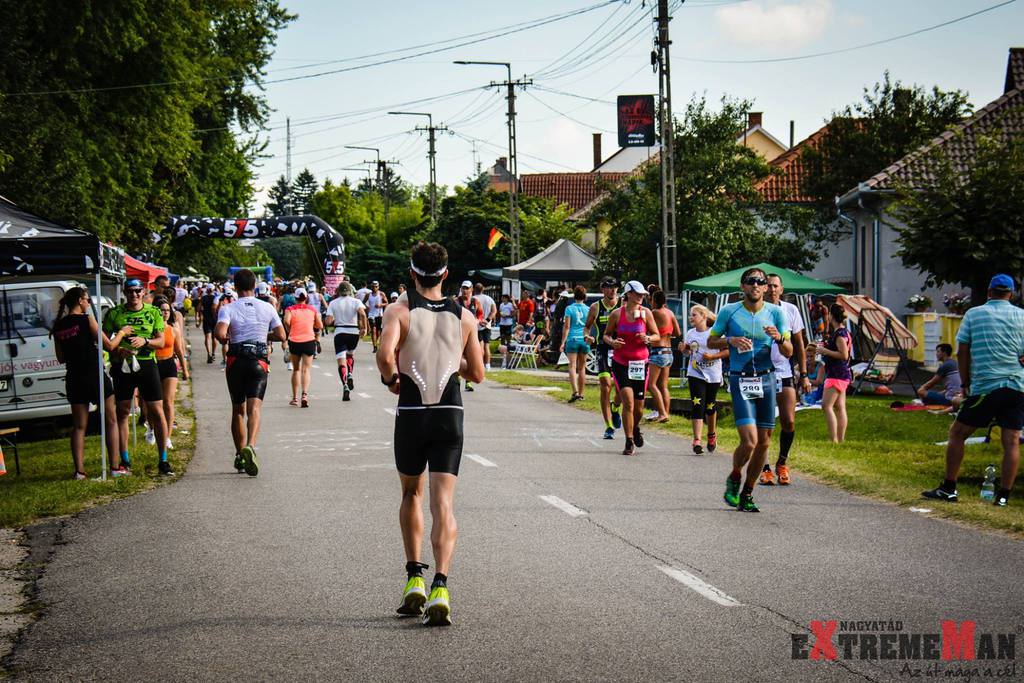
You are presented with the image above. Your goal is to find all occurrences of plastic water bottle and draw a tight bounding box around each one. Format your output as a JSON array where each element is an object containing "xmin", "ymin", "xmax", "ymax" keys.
[{"xmin": 980, "ymin": 464, "xmax": 996, "ymax": 501}]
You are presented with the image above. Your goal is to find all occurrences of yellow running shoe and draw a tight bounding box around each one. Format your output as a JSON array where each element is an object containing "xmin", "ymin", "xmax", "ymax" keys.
[
  {"xmin": 423, "ymin": 585, "xmax": 451, "ymax": 626},
  {"xmin": 396, "ymin": 576, "xmax": 427, "ymax": 616}
]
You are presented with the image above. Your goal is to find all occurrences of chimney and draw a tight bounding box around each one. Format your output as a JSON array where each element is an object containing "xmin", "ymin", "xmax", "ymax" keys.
[
  {"xmin": 747, "ymin": 112, "xmax": 762, "ymax": 129},
  {"xmin": 592, "ymin": 133, "xmax": 603, "ymax": 171},
  {"xmin": 789, "ymin": 120, "xmax": 795, "ymax": 149}
]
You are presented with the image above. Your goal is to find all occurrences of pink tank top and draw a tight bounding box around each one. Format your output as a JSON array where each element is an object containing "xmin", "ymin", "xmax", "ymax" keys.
[
  {"xmin": 613, "ymin": 307, "xmax": 650, "ymax": 364},
  {"xmin": 287, "ymin": 304, "xmax": 316, "ymax": 343}
]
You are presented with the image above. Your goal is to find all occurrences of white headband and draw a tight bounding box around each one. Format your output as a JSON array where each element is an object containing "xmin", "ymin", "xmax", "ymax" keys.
[{"xmin": 409, "ymin": 260, "xmax": 448, "ymax": 277}]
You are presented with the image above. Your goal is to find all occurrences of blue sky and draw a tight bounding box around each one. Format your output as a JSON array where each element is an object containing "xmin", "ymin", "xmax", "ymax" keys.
[{"xmin": 252, "ymin": 0, "xmax": 1023, "ymax": 208}]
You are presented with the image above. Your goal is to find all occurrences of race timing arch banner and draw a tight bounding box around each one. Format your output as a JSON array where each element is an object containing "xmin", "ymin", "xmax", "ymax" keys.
[{"xmin": 165, "ymin": 215, "xmax": 345, "ymax": 292}]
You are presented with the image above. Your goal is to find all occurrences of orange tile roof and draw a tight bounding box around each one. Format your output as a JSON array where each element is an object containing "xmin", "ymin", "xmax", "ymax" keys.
[
  {"xmin": 519, "ymin": 172, "xmax": 628, "ymax": 213},
  {"xmin": 755, "ymin": 124, "xmax": 831, "ymax": 204}
]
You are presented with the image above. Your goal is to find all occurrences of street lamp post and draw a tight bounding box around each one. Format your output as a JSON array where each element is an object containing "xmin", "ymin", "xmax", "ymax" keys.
[
  {"xmin": 453, "ymin": 60, "xmax": 531, "ymax": 265},
  {"xmin": 344, "ymin": 145, "xmax": 381, "ymax": 189}
]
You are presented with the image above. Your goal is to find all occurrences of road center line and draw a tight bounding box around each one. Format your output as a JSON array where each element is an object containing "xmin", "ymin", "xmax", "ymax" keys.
[
  {"xmin": 656, "ymin": 565, "xmax": 743, "ymax": 607},
  {"xmin": 357, "ymin": 392, "xmax": 371, "ymax": 399},
  {"xmin": 384, "ymin": 407, "xmax": 396, "ymax": 416},
  {"xmin": 322, "ymin": 372, "xmax": 333, "ymax": 378},
  {"xmin": 464, "ymin": 453, "xmax": 497, "ymax": 467},
  {"xmin": 539, "ymin": 495, "xmax": 587, "ymax": 517}
]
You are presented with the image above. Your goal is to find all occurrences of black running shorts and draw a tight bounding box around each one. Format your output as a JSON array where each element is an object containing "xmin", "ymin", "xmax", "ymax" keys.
[
  {"xmin": 956, "ymin": 388, "xmax": 1024, "ymax": 431},
  {"xmin": 202, "ymin": 318, "xmax": 216, "ymax": 335},
  {"xmin": 369, "ymin": 316, "xmax": 383, "ymax": 333},
  {"xmin": 288, "ymin": 340, "xmax": 317, "ymax": 357},
  {"xmin": 110, "ymin": 358, "xmax": 163, "ymax": 403},
  {"xmin": 333, "ymin": 332, "xmax": 360, "ymax": 357},
  {"xmin": 478, "ymin": 327, "xmax": 492, "ymax": 344},
  {"xmin": 225, "ymin": 356, "xmax": 270, "ymax": 405},
  {"xmin": 157, "ymin": 358, "xmax": 179, "ymax": 380},
  {"xmin": 393, "ymin": 407, "xmax": 464, "ymax": 476},
  {"xmin": 65, "ymin": 370, "xmax": 114, "ymax": 406},
  {"xmin": 611, "ymin": 359, "xmax": 648, "ymax": 400}
]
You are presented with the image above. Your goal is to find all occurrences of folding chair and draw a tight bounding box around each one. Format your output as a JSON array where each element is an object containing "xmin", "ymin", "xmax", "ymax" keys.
[{"xmin": 507, "ymin": 342, "xmax": 540, "ymax": 370}]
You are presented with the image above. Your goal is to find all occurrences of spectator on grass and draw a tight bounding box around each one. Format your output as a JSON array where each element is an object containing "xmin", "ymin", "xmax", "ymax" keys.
[
  {"xmin": 923, "ymin": 274, "xmax": 1024, "ymax": 508},
  {"xmin": 517, "ymin": 290, "xmax": 535, "ymax": 327},
  {"xmin": 499, "ymin": 324, "xmax": 529, "ymax": 368},
  {"xmin": 916, "ymin": 344, "xmax": 963, "ymax": 406},
  {"xmin": 811, "ymin": 303, "xmax": 851, "ymax": 443}
]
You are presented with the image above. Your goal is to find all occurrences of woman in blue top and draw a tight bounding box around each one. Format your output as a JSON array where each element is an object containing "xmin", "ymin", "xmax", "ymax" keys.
[
  {"xmin": 561, "ymin": 285, "xmax": 591, "ymax": 403},
  {"xmin": 708, "ymin": 267, "xmax": 792, "ymax": 513}
]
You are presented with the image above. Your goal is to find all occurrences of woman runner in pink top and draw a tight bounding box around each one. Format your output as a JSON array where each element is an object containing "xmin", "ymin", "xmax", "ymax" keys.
[
  {"xmin": 603, "ymin": 280, "xmax": 660, "ymax": 455},
  {"xmin": 283, "ymin": 288, "xmax": 322, "ymax": 407}
]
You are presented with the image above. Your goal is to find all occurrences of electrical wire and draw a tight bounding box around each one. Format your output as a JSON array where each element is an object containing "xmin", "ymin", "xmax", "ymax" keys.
[
  {"xmin": 522, "ymin": 90, "xmax": 615, "ymax": 133},
  {"xmin": 2, "ymin": 1, "xmax": 622, "ymax": 97}
]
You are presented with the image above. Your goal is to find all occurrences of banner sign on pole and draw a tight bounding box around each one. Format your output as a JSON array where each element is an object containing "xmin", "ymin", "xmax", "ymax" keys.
[{"xmin": 617, "ymin": 95, "xmax": 656, "ymax": 147}]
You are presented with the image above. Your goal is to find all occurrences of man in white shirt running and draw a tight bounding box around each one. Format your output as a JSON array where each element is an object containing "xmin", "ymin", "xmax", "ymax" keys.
[
  {"xmin": 325, "ymin": 282, "xmax": 368, "ymax": 402},
  {"xmin": 364, "ymin": 280, "xmax": 387, "ymax": 352},
  {"xmin": 760, "ymin": 273, "xmax": 809, "ymax": 487},
  {"xmin": 215, "ymin": 268, "xmax": 286, "ymax": 477}
]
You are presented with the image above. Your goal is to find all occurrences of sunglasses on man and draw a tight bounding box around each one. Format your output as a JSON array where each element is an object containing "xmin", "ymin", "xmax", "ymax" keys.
[
  {"xmin": 742, "ymin": 277, "xmax": 767, "ymax": 287},
  {"xmin": 126, "ymin": 288, "xmax": 144, "ymax": 294}
]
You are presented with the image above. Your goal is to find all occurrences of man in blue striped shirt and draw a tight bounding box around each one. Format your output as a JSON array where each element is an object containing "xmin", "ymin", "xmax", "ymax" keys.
[{"xmin": 923, "ymin": 274, "xmax": 1024, "ymax": 508}]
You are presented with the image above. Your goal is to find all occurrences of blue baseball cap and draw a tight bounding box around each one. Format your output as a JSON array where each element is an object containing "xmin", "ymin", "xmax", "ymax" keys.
[
  {"xmin": 123, "ymin": 278, "xmax": 143, "ymax": 289},
  {"xmin": 989, "ymin": 274, "xmax": 1015, "ymax": 291}
]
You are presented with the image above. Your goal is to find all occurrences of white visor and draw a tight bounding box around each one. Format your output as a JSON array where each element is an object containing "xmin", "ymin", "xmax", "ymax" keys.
[{"xmin": 409, "ymin": 260, "xmax": 448, "ymax": 277}]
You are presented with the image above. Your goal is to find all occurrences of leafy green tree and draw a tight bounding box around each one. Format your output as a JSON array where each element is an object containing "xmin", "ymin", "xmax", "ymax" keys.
[
  {"xmin": 265, "ymin": 176, "xmax": 294, "ymax": 215},
  {"xmin": 891, "ymin": 125, "xmax": 1024, "ymax": 306},
  {"xmin": 802, "ymin": 72, "xmax": 972, "ymax": 226},
  {"xmin": 590, "ymin": 95, "xmax": 821, "ymax": 286},
  {"xmin": 344, "ymin": 245, "xmax": 411, "ymax": 293},
  {"xmin": 257, "ymin": 237, "xmax": 306, "ymax": 280},
  {"xmin": 291, "ymin": 168, "xmax": 318, "ymax": 215},
  {"xmin": 0, "ymin": 1, "xmax": 292, "ymax": 249}
]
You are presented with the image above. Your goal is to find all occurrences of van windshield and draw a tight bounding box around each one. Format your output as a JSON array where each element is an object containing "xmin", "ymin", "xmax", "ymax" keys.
[{"xmin": 0, "ymin": 287, "xmax": 62, "ymax": 339}]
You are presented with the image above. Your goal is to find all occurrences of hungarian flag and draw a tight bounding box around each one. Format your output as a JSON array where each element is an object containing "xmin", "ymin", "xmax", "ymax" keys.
[{"xmin": 487, "ymin": 227, "xmax": 505, "ymax": 250}]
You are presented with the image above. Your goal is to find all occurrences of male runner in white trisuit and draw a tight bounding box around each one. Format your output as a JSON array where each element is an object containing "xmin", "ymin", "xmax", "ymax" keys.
[{"xmin": 377, "ymin": 241, "xmax": 485, "ymax": 626}]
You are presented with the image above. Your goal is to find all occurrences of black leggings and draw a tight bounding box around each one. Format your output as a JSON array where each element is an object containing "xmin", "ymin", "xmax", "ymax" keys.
[{"xmin": 687, "ymin": 377, "xmax": 720, "ymax": 421}]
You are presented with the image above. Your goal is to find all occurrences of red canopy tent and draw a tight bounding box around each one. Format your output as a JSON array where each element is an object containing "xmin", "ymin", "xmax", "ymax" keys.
[{"xmin": 124, "ymin": 254, "xmax": 168, "ymax": 289}]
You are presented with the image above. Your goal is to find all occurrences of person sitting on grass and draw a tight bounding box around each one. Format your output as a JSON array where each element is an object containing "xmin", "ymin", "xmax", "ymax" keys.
[{"xmin": 916, "ymin": 343, "xmax": 962, "ymax": 406}]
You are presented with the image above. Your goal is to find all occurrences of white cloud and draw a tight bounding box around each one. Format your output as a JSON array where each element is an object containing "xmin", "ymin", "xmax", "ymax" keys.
[{"xmin": 715, "ymin": 0, "xmax": 833, "ymax": 51}]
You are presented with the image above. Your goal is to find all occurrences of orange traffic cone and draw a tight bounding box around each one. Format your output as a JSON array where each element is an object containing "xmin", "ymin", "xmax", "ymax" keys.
[{"xmin": 0, "ymin": 443, "xmax": 6, "ymax": 475}]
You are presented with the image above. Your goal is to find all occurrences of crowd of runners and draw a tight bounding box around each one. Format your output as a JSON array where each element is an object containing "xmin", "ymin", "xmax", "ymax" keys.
[{"xmin": 45, "ymin": 238, "xmax": 1024, "ymax": 626}]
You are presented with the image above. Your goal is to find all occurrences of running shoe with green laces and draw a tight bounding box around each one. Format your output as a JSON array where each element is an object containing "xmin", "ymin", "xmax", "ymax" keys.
[
  {"xmin": 396, "ymin": 576, "xmax": 427, "ymax": 616},
  {"xmin": 737, "ymin": 493, "xmax": 760, "ymax": 513},
  {"xmin": 240, "ymin": 446, "xmax": 258, "ymax": 477},
  {"xmin": 723, "ymin": 476, "xmax": 741, "ymax": 507},
  {"xmin": 423, "ymin": 585, "xmax": 451, "ymax": 626}
]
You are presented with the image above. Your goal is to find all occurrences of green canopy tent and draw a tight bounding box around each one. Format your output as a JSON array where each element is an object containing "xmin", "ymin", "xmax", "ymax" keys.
[{"xmin": 681, "ymin": 263, "xmax": 846, "ymax": 334}]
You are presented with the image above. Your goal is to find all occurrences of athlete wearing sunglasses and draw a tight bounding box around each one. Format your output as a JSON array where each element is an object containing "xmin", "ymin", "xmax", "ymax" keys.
[{"xmin": 707, "ymin": 267, "xmax": 792, "ymax": 512}]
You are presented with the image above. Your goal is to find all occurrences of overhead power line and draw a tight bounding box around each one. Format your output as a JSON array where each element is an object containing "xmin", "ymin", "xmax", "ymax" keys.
[
  {"xmin": 2, "ymin": 0, "xmax": 622, "ymax": 97},
  {"xmin": 677, "ymin": 0, "xmax": 1017, "ymax": 64}
]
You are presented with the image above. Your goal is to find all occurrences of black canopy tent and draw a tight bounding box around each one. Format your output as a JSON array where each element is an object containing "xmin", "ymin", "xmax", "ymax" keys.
[
  {"xmin": 501, "ymin": 239, "xmax": 596, "ymax": 294},
  {"xmin": 0, "ymin": 195, "xmax": 125, "ymax": 480}
]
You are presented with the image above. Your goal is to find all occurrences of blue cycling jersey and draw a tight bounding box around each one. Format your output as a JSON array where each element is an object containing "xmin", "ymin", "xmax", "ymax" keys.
[{"xmin": 709, "ymin": 300, "xmax": 789, "ymax": 374}]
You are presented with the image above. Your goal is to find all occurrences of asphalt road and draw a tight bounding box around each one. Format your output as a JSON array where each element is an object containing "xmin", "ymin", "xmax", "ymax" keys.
[{"xmin": 8, "ymin": 332, "xmax": 1024, "ymax": 681}]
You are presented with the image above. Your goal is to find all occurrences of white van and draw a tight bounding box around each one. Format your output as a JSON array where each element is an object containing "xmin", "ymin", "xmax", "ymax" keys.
[{"xmin": 0, "ymin": 280, "xmax": 113, "ymax": 423}]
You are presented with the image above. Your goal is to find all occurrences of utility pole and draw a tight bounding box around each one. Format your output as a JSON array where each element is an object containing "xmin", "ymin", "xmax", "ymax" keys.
[
  {"xmin": 388, "ymin": 111, "xmax": 448, "ymax": 227},
  {"xmin": 454, "ymin": 60, "xmax": 531, "ymax": 265},
  {"xmin": 368, "ymin": 159, "xmax": 401, "ymax": 222},
  {"xmin": 654, "ymin": 0, "xmax": 678, "ymax": 294},
  {"xmin": 285, "ymin": 117, "xmax": 293, "ymax": 214}
]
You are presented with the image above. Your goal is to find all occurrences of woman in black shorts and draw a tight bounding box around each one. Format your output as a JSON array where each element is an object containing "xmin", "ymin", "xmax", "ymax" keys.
[
  {"xmin": 152, "ymin": 296, "xmax": 189, "ymax": 449},
  {"xmin": 51, "ymin": 287, "xmax": 131, "ymax": 479}
]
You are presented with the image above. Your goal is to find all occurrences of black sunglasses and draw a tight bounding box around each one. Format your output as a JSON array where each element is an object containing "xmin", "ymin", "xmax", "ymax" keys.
[
  {"xmin": 126, "ymin": 288, "xmax": 144, "ymax": 294},
  {"xmin": 742, "ymin": 277, "xmax": 767, "ymax": 286}
]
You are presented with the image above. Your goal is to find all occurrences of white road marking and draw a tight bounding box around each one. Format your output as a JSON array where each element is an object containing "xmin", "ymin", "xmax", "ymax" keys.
[
  {"xmin": 656, "ymin": 565, "xmax": 743, "ymax": 607},
  {"xmin": 909, "ymin": 507, "xmax": 932, "ymax": 514},
  {"xmin": 384, "ymin": 407, "xmax": 396, "ymax": 416},
  {"xmin": 539, "ymin": 495, "xmax": 587, "ymax": 517},
  {"xmin": 323, "ymin": 372, "xmax": 333, "ymax": 377},
  {"xmin": 464, "ymin": 453, "xmax": 497, "ymax": 467},
  {"xmin": 357, "ymin": 392, "xmax": 371, "ymax": 399}
]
